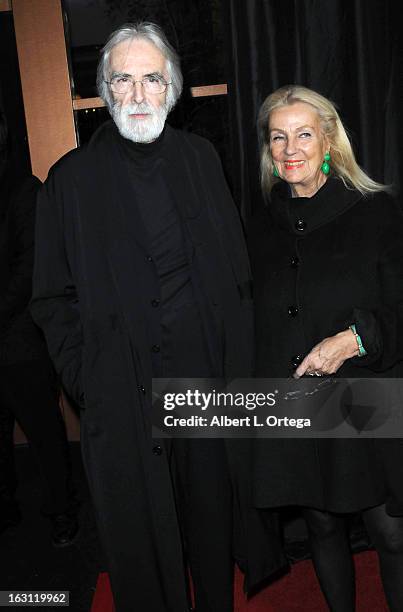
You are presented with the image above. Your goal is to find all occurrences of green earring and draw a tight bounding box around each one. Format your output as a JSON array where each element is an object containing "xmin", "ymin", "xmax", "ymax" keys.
[
  {"xmin": 321, "ymin": 152, "xmax": 331, "ymax": 175},
  {"xmin": 273, "ymin": 164, "xmax": 279, "ymax": 177}
]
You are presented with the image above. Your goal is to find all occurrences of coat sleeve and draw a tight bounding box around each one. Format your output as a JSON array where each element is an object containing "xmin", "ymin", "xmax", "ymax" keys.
[
  {"xmin": 202, "ymin": 141, "xmax": 254, "ymax": 376},
  {"xmin": 351, "ymin": 197, "xmax": 403, "ymax": 372},
  {"xmin": 0, "ymin": 176, "xmax": 39, "ymax": 333},
  {"xmin": 30, "ymin": 169, "xmax": 84, "ymax": 407},
  {"xmin": 204, "ymin": 143, "xmax": 252, "ymax": 298}
]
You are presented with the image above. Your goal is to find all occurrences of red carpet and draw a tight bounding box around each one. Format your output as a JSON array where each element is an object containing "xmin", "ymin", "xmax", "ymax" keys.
[{"xmin": 91, "ymin": 550, "xmax": 388, "ymax": 611}]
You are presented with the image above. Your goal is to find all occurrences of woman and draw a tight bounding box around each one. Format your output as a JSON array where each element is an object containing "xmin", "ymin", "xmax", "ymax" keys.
[{"xmin": 249, "ymin": 85, "xmax": 403, "ymax": 610}]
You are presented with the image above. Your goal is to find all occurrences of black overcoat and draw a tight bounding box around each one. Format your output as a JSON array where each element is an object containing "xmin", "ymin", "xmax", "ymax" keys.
[
  {"xmin": 30, "ymin": 121, "xmax": 281, "ymax": 609},
  {"xmin": 248, "ymin": 177, "xmax": 403, "ymax": 516}
]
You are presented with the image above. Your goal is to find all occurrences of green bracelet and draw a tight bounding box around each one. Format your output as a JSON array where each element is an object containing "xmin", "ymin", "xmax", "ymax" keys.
[{"xmin": 349, "ymin": 324, "xmax": 367, "ymax": 357}]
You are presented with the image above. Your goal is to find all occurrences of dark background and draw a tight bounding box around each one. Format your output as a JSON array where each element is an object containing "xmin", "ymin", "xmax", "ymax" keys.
[
  {"xmin": 0, "ymin": 10, "xmax": 31, "ymax": 182},
  {"xmin": 226, "ymin": 0, "xmax": 402, "ymax": 218}
]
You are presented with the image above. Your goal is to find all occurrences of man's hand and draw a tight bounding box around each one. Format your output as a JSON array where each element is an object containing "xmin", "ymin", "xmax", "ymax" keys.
[{"xmin": 294, "ymin": 329, "xmax": 359, "ymax": 378}]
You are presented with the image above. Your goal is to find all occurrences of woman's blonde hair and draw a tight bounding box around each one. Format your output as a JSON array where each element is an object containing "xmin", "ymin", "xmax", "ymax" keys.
[{"xmin": 258, "ymin": 85, "xmax": 387, "ymax": 196}]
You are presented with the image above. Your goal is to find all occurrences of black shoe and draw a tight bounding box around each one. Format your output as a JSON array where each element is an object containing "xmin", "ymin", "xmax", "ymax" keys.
[
  {"xmin": 0, "ymin": 499, "xmax": 21, "ymax": 535},
  {"xmin": 51, "ymin": 513, "xmax": 79, "ymax": 547}
]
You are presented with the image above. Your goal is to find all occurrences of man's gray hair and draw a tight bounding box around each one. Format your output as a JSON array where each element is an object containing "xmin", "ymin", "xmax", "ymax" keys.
[{"xmin": 97, "ymin": 22, "xmax": 183, "ymax": 113}]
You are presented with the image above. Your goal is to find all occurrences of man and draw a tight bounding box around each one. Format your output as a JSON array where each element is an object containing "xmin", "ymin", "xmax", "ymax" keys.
[
  {"xmin": 31, "ymin": 23, "xmax": 253, "ymax": 611},
  {"xmin": 0, "ymin": 109, "xmax": 78, "ymax": 546}
]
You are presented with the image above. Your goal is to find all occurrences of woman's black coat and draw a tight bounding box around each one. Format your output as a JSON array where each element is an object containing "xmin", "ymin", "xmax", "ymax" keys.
[
  {"xmin": 30, "ymin": 122, "xmax": 283, "ymax": 609},
  {"xmin": 248, "ymin": 177, "xmax": 403, "ymax": 516}
]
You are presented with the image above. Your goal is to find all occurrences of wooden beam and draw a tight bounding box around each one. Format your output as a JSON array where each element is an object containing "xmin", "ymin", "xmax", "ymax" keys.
[
  {"xmin": 73, "ymin": 96, "xmax": 105, "ymax": 110},
  {"xmin": 12, "ymin": 0, "xmax": 77, "ymax": 181},
  {"xmin": 72, "ymin": 84, "xmax": 228, "ymax": 111},
  {"xmin": 191, "ymin": 83, "xmax": 227, "ymax": 97},
  {"xmin": 0, "ymin": 0, "xmax": 12, "ymax": 11}
]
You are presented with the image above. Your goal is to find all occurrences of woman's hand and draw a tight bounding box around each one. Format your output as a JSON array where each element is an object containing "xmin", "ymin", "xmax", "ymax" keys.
[{"xmin": 293, "ymin": 329, "xmax": 359, "ymax": 379}]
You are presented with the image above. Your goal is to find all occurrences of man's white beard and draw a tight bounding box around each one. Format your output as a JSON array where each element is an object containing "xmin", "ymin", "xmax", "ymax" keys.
[{"xmin": 112, "ymin": 101, "xmax": 168, "ymax": 143}]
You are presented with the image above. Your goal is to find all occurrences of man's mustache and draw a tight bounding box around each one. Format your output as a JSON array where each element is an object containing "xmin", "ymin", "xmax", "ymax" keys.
[{"xmin": 115, "ymin": 103, "xmax": 155, "ymax": 116}]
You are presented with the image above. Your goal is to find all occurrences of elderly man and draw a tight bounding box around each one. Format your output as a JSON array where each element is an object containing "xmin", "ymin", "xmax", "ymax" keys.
[{"xmin": 31, "ymin": 22, "xmax": 253, "ymax": 612}]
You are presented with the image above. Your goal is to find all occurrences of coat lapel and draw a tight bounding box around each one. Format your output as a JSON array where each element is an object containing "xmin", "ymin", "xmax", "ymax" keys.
[{"xmin": 83, "ymin": 127, "xmax": 154, "ymax": 376}]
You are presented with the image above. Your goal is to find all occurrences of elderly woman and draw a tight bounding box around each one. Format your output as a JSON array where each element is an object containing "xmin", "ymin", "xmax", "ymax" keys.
[{"xmin": 248, "ymin": 85, "xmax": 403, "ymax": 610}]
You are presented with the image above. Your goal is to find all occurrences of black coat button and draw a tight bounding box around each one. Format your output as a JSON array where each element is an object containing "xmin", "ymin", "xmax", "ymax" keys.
[
  {"xmin": 146, "ymin": 255, "xmax": 153, "ymax": 262},
  {"xmin": 291, "ymin": 256, "xmax": 300, "ymax": 268},
  {"xmin": 139, "ymin": 385, "xmax": 146, "ymax": 394},
  {"xmin": 152, "ymin": 445, "xmax": 162, "ymax": 456},
  {"xmin": 291, "ymin": 354, "xmax": 303, "ymax": 368},
  {"xmin": 295, "ymin": 218, "xmax": 306, "ymax": 232},
  {"xmin": 151, "ymin": 299, "xmax": 160, "ymax": 307},
  {"xmin": 152, "ymin": 344, "xmax": 161, "ymax": 353},
  {"xmin": 288, "ymin": 306, "xmax": 299, "ymax": 317}
]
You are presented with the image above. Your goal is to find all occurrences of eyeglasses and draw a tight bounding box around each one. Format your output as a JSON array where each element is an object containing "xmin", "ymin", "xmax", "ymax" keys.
[{"xmin": 105, "ymin": 74, "xmax": 171, "ymax": 95}]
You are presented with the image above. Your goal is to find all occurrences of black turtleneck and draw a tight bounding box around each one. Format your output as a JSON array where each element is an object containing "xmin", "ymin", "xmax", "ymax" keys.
[
  {"xmin": 115, "ymin": 125, "xmax": 189, "ymax": 286},
  {"xmin": 113, "ymin": 124, "xmax": 213, "ymax": 377}
]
